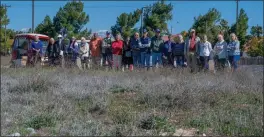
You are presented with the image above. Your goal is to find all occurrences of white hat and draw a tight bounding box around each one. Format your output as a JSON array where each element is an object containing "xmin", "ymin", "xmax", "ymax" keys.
[
  {"xmin": 190, "ymin": 29, "xmax": 195, "ymax": 32},
  {"xmin": 58, "ymin": 34, "xmax": 62, "ymax": 38}
]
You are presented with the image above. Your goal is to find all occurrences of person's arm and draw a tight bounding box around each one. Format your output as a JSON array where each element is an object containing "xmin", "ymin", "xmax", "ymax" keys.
[
  {"xmin": 223, "ymin": 42, "xmax": 228, "ymax": 58},
  {"xmin": 184, "ymin": 39, "xmax": 188, "ymax": 56},
  {"xmin": 209, "ymin": 42, "xmax": 212, "ymax": 53},
  {"xmin": 138, "ymin": 40, "xmax": 142, "ymax": 50},
  {"xmin": 146, "ymin": 38, "xmax": 151, "ymax": 47},
  {"xmin": 235, "ymin": 41, "xmax": 240, "ymax": 51},
  {"xmin": 150, "ymin": 38, "xmax": 154, "ymax": 50},
  {"xmin": 39, "ymin": 42, "xmax": 43, "ymax": 56}
]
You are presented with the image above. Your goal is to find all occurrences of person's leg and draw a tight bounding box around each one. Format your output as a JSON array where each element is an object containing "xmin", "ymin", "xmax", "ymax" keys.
[
  {"xmin": 118, "ymin": 55, "xmax": 122, "ymax": 70},
  {"xmin": 205, "ymin": 56, "xmax": 209, "ymax": 70},
  {"xmin": 140, "ymin": 52, "xmax": 145, "ymax": 68},
  {"xmin": 233, "ymin": 55, "xmax": 239, "ymax": 71},
  {"xmin": 146, "ymin": 53, "xmax": 152, "ymax": 70},
  {"xmin": 186, "ymin": 53, "xmax": 191, "ymax": 70},
  {"xmin": 219, "ymin": 59, "xmax": 225, "ymax": 71},
  {"xmin": 178, "ymin": 56, "xmax": 183, "ymax": 67},
  {"xmin": 228, "ymin": 56, "xmax": 234, "ymax": 71},
  {"xmin": 102, "ymin": 53, "xmax": 106, "ymax": 66},
  {"xmin": 157, "ymin": 53, "xmax": 162, "ymax": 68},
  {"xmin": 192, "ymin": 53, "xmax": 198, "ymax": 72},
  {"xmin": 233, "ymin": 56, "xmax": 238, "ymax": 71},
  {"xmin": 168, "ymin": 52, "xmax": 173, "ymax": 66},
  {"xmin": 199, "ymin": 56, "xmax": 204, "ymax": 70},
  {"xmin": 132, "ymin": 54, "xmax": 137, "ymax": 68},
  {"xmin": 112, "ymin": 55, "xmax": 117, "ymax": 70}
]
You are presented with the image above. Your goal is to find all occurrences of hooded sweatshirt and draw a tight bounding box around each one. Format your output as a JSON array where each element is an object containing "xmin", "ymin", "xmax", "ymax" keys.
[
  {"xmin": 227, "ymin": 40, "xmax": 240, "ymax": 56},
  {"xmin": 199, "ymin": 41, "xmax": 212, "ymax": 57},
  {"xmin": 214, "ymin": 40, "xmax": 227, "ymax": 59}
]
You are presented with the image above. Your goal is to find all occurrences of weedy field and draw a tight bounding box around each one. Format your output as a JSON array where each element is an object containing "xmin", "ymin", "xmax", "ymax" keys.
[{"xmin": 1, "ymin": 66, "xmax": 263, "ymax": 136}]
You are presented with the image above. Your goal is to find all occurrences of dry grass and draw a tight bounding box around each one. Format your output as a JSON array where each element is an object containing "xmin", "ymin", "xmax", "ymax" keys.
[{"xmin": 1, "ymin": 66, "xmax": 263, "ymax": 136}]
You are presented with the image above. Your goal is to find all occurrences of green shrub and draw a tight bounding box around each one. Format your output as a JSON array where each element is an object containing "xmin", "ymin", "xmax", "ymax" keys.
[{"xmin": 25, "ymin": 114, "xmax": 56, "ymax": 129}]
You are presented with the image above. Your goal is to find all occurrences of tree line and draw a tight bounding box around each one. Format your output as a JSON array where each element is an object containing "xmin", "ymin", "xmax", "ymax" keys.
[{"xmin": 0, "ymin": 0, "xmax": 263, "ymax": 56}]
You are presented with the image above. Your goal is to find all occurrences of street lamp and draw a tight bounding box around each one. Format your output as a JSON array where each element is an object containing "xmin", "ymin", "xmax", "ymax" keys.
[{"xmin": 141, "ymin": 6, "xmax": 147, "ymax": 36}]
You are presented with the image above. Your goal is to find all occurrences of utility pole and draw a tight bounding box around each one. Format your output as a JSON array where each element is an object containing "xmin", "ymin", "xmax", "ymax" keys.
[
  {"xmin": 140, "ymin": 7, "xmax": 147, "ymax": 36},
  {"xmin": 141, "ymin": 7, "xmax": 143, "ymax": 36},
  {"xmin": 236, "ymin": 0, "xmax": 239, "ymax": 33},
  {"xmin": 32, "ymin": 0, "xmax": 35, "ymax": 33},
  {"xmin": 3, "ymin": 4, "xmax": 11, "ymax": 55}
]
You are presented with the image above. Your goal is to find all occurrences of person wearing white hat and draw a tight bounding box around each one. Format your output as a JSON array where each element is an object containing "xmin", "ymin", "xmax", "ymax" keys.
[
  {"xmin": 55, "ymin": 34, "xmax": 66, "ymax": 67},
  {"xmin": 184, "ymin": 29, "xmax": 200, "ymax": 73}
]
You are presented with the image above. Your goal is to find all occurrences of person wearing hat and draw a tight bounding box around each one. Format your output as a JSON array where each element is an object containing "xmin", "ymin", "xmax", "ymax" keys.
[
  {"xmin": 79, "ymin": 37, "xmax": 90, "ymax": 69},
  {"xmin": 101, "ymin": 31, "xmax": 113, "ymax": 68},
  {"xmin": 151, "ymin": 29, "xmax": 164, "ymax": 68},
  {"xmin": 89, "ymin": 33, "xmax": 102, "ymax": 68},
  {"xmin": 55, "ymin": 34, "xmax": 66, "ymax": 67},
  {"xmin": 130, "ymin": 32, "xmax": 142, "ymax": 68},
  {"xmin": 140, "ymin": 29, "xmax": 152, "ymax": 70},
  {"xmin": 184, "ymin": 29, "xmax": 200, "ymax": 73}
]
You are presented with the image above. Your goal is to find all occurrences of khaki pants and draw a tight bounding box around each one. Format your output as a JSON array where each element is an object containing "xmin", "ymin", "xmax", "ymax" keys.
[
  {"xmin": 91, "ymin": 56, "xmax": 101, "ymax": 68},
  {"xmin": 186, "ymin": 52, "xmax": 198, "ymax": 72},
  {"xmin": 113, "ymin": 54, "xmax": 122, "ymax": 70}
]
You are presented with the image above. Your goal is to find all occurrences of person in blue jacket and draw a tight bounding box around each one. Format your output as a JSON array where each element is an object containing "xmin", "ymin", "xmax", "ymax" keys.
[
  {"xmin": 140, "ymin": 29, "xmax": 152, "ymax": 70},
  {"xmin": 162, "ymin": 34, "xmax": 175, "ymax": 67},
  {"xmin": 30, "ymin": 35, "xmax": 43, "ymax": 65}
]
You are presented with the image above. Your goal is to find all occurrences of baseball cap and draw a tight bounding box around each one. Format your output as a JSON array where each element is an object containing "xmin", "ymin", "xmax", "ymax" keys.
[
  {"xmin": 155, "ymin": 29, "xmax": 161, "ymax": 33},
  {"xmin": 190, "ymin": 29, "xmax": 195, "ymax": 32},
  {"xmin": 106, "ymin": 31, "xmax": 111, "ymax": 35},
  {"xmin": 143, "ymin": 29, "xmax": 148, "ymax": 33},
  {"xmin": 58, "ymin": 34, "xmax": 62, "ymax": 38}
]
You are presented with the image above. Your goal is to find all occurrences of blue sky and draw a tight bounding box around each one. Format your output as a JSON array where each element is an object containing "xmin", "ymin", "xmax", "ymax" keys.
[{"xmin": 2, "ymin": 0, "xmax": 263, "ymax": 34}]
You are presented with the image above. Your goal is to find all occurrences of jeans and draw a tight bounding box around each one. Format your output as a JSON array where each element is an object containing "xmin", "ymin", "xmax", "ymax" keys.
[
  {"xmin": 152, "ymin": 52, "xmax": 162, "ymax": 67},
  {"xmin": 173, "ymin": 55, "xmax": 184, "ymax": 67},
  {"xmin": 102, "ymin": 53, "xmax": 112, "ymax": 67},
  {"xmin": 186, "ymin": 52, "xmax": 198, "ymax": 72},
  {"xmin": 113, "ymin": 54, "xmax": 122, "ymax": 69},
  {"xmin": 214, "ymin": 55, "xmax": 226, "ymax": 71},
  {"xmin": 200, "ymin": 56, "xmax": 209, "ymax": 70},
  {"xmin": 140, "ymin": 52, "xmax": 152, "ymax": 68},
  {"xmin": 133, "ymin": 51, "xmax": 141, "ymax": 67},
  {"xmin": 228, "ymin": 56, "xmax": 238, "ymax": 70}
]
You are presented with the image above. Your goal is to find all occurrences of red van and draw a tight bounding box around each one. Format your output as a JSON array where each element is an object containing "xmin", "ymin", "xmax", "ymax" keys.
[{"xmin": 10, "ymin": 33, "xmax": 50, "ymax": 67}]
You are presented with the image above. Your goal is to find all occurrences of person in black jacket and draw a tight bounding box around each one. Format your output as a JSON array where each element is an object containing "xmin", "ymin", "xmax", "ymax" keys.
[{"xmin": 46, "ymin": 38, "xmax": 60, "ymax": 66}]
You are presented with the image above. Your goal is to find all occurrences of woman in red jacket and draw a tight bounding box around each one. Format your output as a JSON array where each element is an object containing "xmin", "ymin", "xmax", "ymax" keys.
[{"xmin": 112, "ymin": 33, "xmax": 124, "ymax": 70}]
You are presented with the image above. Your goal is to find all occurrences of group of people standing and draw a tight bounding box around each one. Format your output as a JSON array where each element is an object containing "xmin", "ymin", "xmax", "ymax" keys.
[{"xmin": 44, "ymin": 28, "xmax": 241, "ymax": 72}]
